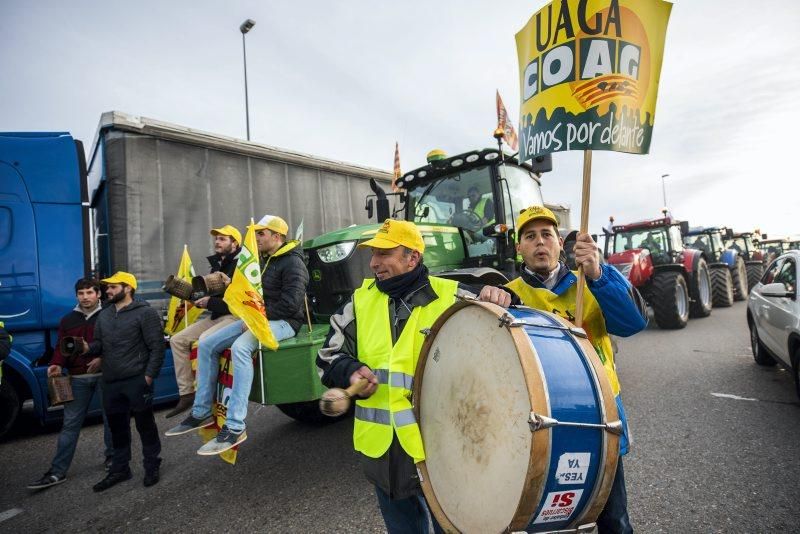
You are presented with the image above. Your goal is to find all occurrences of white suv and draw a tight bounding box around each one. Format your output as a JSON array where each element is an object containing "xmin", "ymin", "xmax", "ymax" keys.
[{"xmin": 747, "ymin": 251, "xmax": 800, "ymax": 399}]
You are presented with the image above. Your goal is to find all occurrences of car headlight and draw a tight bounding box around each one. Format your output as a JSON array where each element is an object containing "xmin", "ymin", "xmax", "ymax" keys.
[{"xmin": 316, "ymin": 241, "xmax": 356, "ymax": 263}]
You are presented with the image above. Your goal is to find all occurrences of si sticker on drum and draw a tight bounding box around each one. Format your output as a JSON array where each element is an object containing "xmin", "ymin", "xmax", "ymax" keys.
[
  {"xmin": 533, "ymin": 489, "xmax": 584, "ymax": 524},
  {"xmin": 555, "ymin": 452, "xmax": 591, "ymax": 485}
]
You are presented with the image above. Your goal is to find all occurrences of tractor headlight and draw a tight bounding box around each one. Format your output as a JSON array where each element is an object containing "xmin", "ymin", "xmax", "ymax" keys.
[
  {"xmin": 316, "ymin": 241, "xmax": 356, "ymax": 263},
  {"xmin": 614, "ymin": 263, "xmax": 633, "ymax": 278}
]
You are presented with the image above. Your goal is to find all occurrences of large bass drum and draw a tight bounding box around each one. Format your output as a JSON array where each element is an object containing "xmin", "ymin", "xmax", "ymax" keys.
[{"xmin": 414, "ymin": 299, "xmax": 621, "ymax": 533}]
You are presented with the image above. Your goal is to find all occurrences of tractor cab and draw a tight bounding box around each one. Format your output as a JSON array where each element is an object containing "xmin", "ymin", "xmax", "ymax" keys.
[
  {"xmin": 682, "ymin": 226, "xmax": 733, "ymax": 264},
  {"xmin": 759, "ymin": 237, "xmax": 791, "ymax": 266},
  {"xmin": 726, "ymin": 232, "xmax": 762, "ymax": 262},
  {"xmin": 304, "ymin": 148, "xmax": 552, "ymax": 318},
  {"xmin": 607, "ymin": 215, "xmax": 687, "ymax": 274}
]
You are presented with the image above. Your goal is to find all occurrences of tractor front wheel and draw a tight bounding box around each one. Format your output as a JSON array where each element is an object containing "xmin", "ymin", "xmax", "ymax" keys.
[
  {"xmin": 651, "ymin": 271, "xmax": 689, "ymax": 329},
  {"xmin": 689, "ymin": 259, "xmax": 713, "ymax": 318},
  {"xmin": 732, "ymin": 257, "xmax": 748, "ymax": 301},
  {"xmin": 710, "ymin": 266, "xmax": 734, "ymax": 307}
]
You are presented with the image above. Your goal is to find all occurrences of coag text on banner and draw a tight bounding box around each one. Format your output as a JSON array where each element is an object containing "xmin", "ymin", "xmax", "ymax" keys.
[{"xmin": 515, "ymin": 0, "xmax": 671, "ymax": 161}]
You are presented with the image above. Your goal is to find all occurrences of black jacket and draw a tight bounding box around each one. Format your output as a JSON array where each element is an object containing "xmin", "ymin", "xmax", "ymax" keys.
[
  {"xmin": 89, "ymin": 299, "xmax": 165, "ymax": 382},
  {"xmin": 206, "ymin": 248, "xmax": 240, "ymax": 320},
  {"xmin": 261, "ymin": 241, "xmax": 309, "ymax": 334}
]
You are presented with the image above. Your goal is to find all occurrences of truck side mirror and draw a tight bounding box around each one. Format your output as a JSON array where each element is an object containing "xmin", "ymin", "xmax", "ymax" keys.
[
  {"xmin": 529, "ymin": 154, "xmax": 553, "ymax": 173},
  {"xmin": 725, "ymin": 228, "xmax": 734, "ymax": 239},
  {"xmin": 761, "ymin": 233, "xmax": 768, "ymax": 240},
  {"xmin": 366, "ymin": 198, "xmax": 374, "ymax": 219},
  {"xmin": 680, "ymin": 221, "xmax": 689, "ymax": 235}
]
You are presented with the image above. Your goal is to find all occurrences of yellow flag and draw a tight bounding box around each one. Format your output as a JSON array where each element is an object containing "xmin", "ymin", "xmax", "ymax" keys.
[
  {"xmin": 223, "ymin": 223, "xmax": 278, "ymax": 350},
  {"xmin": 164, "ymin": 246, "xmax": 204, "ymax": 335}
]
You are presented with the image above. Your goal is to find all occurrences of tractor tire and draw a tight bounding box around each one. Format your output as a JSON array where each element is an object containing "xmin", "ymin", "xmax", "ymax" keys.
[
  {"xmin": 688, "ymin": 259, "xmax": 713, "ymax": 318},
  {"xmin": 746, "ymin": 263, "xmax": 764, "ymax": 293},
  {"xmin": 650, "ymin": 271, "xmax": 689, "ymax": 329},
  {"xmin": 276, "ymin": 400, "xmax": 352, "ymax": 425},
  {"xmin": 732, "ymin": 257, "xmax": 748, "ymax": 301},
  {"xmin": 0, "ymin": 379, "xmax": 21, "ymax": 439},
  {"xmin": 710, "ymin": 266, "xmax": 734, "ymax": 307},
  {"xmin": 749, "ymin": 320, "xmax": 775, "ymax": 366}
]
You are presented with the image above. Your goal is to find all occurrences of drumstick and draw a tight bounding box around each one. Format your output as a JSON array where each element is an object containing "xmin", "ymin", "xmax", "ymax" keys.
[{"xmin": 319, "ymin": 378, "xmax": 368, "ymax": 417}]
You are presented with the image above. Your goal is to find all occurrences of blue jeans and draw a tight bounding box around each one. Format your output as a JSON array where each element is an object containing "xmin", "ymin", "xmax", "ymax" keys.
[
  {"xmin": 375, "ymin": 486, "xmax": 444, "ymax": 534},
  {"xmin": 596, "ymin": 457, "xmax": 633, "ymax": 534},
  {"xmin": 192, "ymin": 319, "xmax": 295, "ymax": 432},
  {"xmin": 50, "ymin": 374, "xmax": 113, "ymax": 476}
]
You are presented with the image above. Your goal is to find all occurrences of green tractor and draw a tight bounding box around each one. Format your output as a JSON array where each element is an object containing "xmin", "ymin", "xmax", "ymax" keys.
[
  {"xmin": 251, "ymin": 148, "xmax": 552, "ymax": 424},
  {"xmin": 304, "ymin": 148, "xmax": 553, "ymax": 319}
]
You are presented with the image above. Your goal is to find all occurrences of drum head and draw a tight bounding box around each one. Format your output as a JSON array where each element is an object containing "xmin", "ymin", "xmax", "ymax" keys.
[{"xmin": 418, "ymin": 303, "xmax": 535, "ymax": 532}]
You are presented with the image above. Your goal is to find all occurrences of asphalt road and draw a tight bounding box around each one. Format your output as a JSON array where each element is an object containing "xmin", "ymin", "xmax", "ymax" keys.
[{"xmin": 1, "ymin": 300, "xmax": 798, "ymax": 533}]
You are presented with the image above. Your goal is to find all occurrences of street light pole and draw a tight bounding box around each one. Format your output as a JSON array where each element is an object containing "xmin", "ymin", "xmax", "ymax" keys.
[
  {"xmin": 240, "ymin": 19, "xmax": 256, "ymax": 141},
  {"xmin": 661, "ymin": 173, "xmax": 670, "ymax": 208}
]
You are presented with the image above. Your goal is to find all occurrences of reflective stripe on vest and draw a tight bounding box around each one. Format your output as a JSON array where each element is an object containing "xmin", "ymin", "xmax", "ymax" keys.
[{"xmin": 353, "ymin": 276, "xmax": 458, "ymax": 462}]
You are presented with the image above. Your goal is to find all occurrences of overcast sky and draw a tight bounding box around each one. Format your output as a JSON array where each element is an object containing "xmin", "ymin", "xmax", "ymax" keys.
[{"xmin": 2, "ymin": 0, "xmax": 798, "ymax": 238}]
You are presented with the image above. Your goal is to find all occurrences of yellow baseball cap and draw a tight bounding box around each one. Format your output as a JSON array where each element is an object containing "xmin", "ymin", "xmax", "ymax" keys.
[
  {"xmin": 253, "ymin": 214, "xmax": 289, "ymax": 236},
  {"xmin": 358, "ymin": 219, "xmax": 426, "ymax": 253},
  {"xmin": 101, "ymin": 271, "xmax": 138, "ymax": 290},
  {"xmin": 516, "ymin": 205, "xmax": 560, "ymax": 236},
  {"xmin": 210, "ymin": 225, "xmax": 242, "ymax": 245}
]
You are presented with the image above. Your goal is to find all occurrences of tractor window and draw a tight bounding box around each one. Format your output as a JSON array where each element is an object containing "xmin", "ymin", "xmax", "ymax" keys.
[
  {"xmin": 409, "ymin": 166, "xmax": 492, "ymax": 231},
  {"xmin": 685, "ymin": 234, "xmax": 711, "ymax": 254},
  {"xmin": 500, "ymin": 165, "xmax": 544, "ymax": 232},
  {"xmin": 614, "ymin": 229, "xmax": 668, "ymax": 254},
  {"xmin": 669, "ymin": 226, "xmax": 683, "ymax": 252},
  {"xmin": 728, "ymin": 237, "xmax": 747, "ymax": 254},
  {"xmin": 711, "ymin": 233, "xmax": 725, "ymax": 254}
]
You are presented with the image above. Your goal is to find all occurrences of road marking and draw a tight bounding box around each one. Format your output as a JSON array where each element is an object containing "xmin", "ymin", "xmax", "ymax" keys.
[
  {"xmin": 0, "ymin": 508, "xmax": 23, "ymax": 524},
  {"xmin": 711, "ymin": 393, "xmax": 758, "ymax": 401}
]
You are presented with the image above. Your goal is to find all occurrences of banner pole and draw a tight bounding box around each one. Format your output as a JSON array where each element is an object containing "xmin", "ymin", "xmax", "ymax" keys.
[
  {"xmin": 183, "ymin": 244, "xmax": 189, "ymax": 330},
  {"xmin": 259, "ymin": 341, "xmax": 265, "ymax": 404},
  {"xmin": 574, "ymin": 149, "xmax": 593, "ymax": 329}
]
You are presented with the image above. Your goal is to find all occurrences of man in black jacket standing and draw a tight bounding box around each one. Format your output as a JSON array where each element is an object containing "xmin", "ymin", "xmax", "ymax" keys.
[
  {"xmin": 166, "ymin": 225, "xmax": 241, "ymax": 418},
  {"xmin": 90, "ymin": 272, "xmax": 165, "ymax": 492},
  {"xmin": 166, "ymin": 215, "xmax": 309, "ymax": 456}
]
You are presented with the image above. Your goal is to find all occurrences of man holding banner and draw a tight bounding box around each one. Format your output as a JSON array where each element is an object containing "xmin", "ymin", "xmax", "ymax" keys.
[
  {"xmin": 165, "ymin": 225, "xmax": 241, "ymax": 418},
  {"xmin": 510, "ymin": 1, "xmax": 671, "ymax": 530},
  {"xmin": 166, "ymin": 214, "xmax": 308, "ymax": 455}
]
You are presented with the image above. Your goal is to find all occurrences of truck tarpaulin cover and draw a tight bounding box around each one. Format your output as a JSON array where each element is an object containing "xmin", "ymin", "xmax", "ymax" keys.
[{"xmin": 515, "ymin": 0, "xmax": 671, "ymax": 161}]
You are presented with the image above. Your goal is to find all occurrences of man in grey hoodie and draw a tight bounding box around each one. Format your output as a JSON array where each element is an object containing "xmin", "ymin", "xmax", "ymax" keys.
[{"xmin": 89, "ymin": 272, "xmax": 165, "ymax": 492}]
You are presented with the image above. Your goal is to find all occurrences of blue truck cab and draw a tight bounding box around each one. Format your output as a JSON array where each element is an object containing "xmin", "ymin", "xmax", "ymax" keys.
[{"xmin": 0, "ymin": 132, "xmax": 177, "ymax": 437}]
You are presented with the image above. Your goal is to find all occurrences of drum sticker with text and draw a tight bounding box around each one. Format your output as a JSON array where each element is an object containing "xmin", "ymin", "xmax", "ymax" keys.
[
  {"xmin": 555, "ymin": 452, "xmax": 591, "ymax": 485},
  {"xmin": 533, "ymin": 489, "xmax": 584, "ymax": 524}
]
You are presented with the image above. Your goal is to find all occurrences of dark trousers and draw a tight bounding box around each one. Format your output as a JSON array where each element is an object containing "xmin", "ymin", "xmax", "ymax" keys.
[
  {"xmin": 375, "ymin": 486, "xmax": 444, "ymax": 534},
  {"xmin": 102, "ymin": 375, "xmax": 161, "ymax": 474},
  {"xmin": 596, "ymin": 457, "xmax": 633, "ymax": 534}
]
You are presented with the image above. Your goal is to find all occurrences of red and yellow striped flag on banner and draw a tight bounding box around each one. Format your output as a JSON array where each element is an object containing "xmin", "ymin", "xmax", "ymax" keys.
[
  {"xmin": 391, "ymin": 141, "xmax": 401, "ymax": 192},
  {"xmin": 496, "ymin": 90, "xmax": 519, "ymax": 151},
  {"xmin": 223, "ymin": 221, "xmax": 278, "ymax": 350},
  {"xmin": 164, "ymin": 245, "xmax": 204, "ymax": 336}
]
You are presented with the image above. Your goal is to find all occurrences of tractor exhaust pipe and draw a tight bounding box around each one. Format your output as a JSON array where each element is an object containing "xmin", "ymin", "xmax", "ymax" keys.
[{"xmin": 369, "ymin": 178, "xmax": 391, "ymax": 222}]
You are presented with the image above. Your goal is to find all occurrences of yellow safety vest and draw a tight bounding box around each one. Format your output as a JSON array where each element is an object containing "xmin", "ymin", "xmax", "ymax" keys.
[
  {"xmin": 505, "ymin": 276, "xmax": 621, "ymax": 395},
  {"xmin": 473, "ymin": 197, "xmax": 495, "ymax": 225},
  {"xmin": 352, "ymin": 276, "xmax": 458, "ymax": 463}
]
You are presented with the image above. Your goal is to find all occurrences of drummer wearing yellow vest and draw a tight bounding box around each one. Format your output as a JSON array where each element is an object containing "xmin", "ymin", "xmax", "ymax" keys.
[
  {"xmin": 317, "ymin": 219, "xmax": 509, "ymax": 533},
  {"xmin": 481, "ymin": 205, "xmax": 647, "ymax": 534}
]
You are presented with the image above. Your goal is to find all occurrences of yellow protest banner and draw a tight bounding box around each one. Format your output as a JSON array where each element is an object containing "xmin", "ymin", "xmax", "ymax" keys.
[
  {"xmin": 223, "ymin": 222, "xmax": 278, "ymax": 350},
  {"xmin": 164, "ymin": 245, "xmax": 204, "ymax": 336},
  {"xmin": 515, "ymin": 0, "xmax": 672, "ymax": 161}
]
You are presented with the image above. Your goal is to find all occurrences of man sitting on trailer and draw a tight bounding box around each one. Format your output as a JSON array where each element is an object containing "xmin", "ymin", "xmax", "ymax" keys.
[
  {"xmin": 486, "ymin": 205, "xmax": 647, "ymax": 534},
  {"xmin": 166, "ymin": 225, "xmax": 242, "ymax": 418},
  {"xmin": 316, "ymin": 219, "xmax": 510, "ymax": 533},
  {"xmin": 165, "ymin": 215, "xmax": 309, "ymax": 456}
]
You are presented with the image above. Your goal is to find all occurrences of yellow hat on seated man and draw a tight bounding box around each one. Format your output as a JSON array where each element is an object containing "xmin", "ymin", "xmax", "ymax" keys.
[
  {"xmin": 101, "ymin": 271, "xmax": 137, "ymax": 290},
  {"xmin": 358, "ymin": 219, "xmax": 425, "ymax": 253},
  {"xmin": 210, "ymin": 225, "xmax": 242, "ymax": 245},
  {"xmin": 515, "ymin": 205, "xmax": 560, "ymax": 237},
  {"xmin": 253, "ymin": 214, "xmax": 289, "ymax": 236}
]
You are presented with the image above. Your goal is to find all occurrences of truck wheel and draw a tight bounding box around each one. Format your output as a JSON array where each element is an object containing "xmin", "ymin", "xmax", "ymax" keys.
[
  {"xmin": 0, "ymin": 379, "xmax": 21, "ymax": 438},
  {"xmin": 689, "ymin": 259, "xmax": 713, "ymax": 318},
  {"xmin": 746, "ymin": 263, "xmax": 764, "ymax": 293},
  {"xmin": 651, "ymin": 271, "xmax": 689, "ymax": 329},
  {"xmin": 276, "ymin": 400, "xmax": 352, "ymax": 425},
  {"xmin": 731, "ymin": 257, "xmax": 747, "ymax": 301},
  {"xmin": 749, "ymin": 320, "xmax": 775, "ymax": 366},
  {"xmin": 710, "ymin": 266, "xmax": 734, "ymax": 307}
]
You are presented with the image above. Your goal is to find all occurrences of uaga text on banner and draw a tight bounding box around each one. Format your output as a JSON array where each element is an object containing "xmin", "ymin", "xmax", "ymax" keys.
[{"xmin": 515, "ymin": 0, "xmax": 671, "ymax": 161}]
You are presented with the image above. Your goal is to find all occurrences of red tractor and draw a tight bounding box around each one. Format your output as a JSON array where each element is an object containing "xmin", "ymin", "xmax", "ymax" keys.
[{"xmin": 604, "ymin": 215, "xmax": 713, "ymax": 329}]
